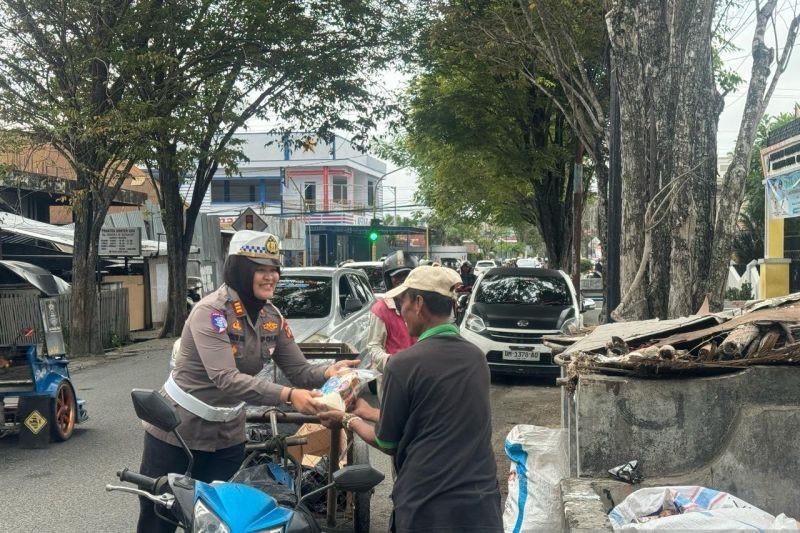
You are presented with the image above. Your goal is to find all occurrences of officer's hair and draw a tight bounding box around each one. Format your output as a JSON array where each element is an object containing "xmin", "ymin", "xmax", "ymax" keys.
[{"xmin": 406, "ymin": 288, "xmax": 454, "ymax": 317}]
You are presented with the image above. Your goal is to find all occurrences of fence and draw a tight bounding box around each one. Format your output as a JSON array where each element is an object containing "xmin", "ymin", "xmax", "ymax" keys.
[{"xmin": 0, "ymin": 288, "xmax": 129, "ymax": 351}]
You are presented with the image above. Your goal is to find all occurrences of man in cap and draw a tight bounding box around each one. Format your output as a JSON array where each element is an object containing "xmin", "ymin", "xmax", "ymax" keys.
[
  {"xmin": 136, "ymin": 230, "xmax": 358, "ymax": 532},
  {"xmin": 317, "ymin": 266, "xmax": 503, "ymax": 533}
]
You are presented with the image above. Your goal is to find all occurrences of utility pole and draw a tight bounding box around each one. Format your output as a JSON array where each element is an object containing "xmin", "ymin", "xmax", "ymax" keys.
[
  {"xmin": 572, "ymin": 143, "xmax": 584, "ymax": 293},
  {"xmin": 607, "ymin": 65, "xmax": 622, "ymax": 321}
]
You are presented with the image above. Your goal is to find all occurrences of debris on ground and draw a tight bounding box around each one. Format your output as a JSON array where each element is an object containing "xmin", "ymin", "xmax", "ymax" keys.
[
  {"xmin": 550, "ymin": 294, "xmax": 800, "ymax": 387},
  {"xmin": 608, "ymin": 460, "xmax": 643, "ymax": 484}
]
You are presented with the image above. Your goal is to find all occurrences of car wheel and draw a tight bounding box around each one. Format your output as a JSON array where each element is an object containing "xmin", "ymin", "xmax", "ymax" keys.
[{"xmin": 50, "ymin": 381, "xmax": 77, "ymax": 441}]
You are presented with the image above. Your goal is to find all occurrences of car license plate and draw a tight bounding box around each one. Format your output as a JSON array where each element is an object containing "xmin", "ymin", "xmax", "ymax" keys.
[{"xmin": 503, "ymin": 350, "xmax": 541, "ymax": 361}]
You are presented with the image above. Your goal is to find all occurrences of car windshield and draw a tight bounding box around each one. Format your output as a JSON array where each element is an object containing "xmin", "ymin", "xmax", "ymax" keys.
[
  {"xmin": 271, "ymin": 276, "xmax": 332, "ymax": 318},
  {"xmin": 476, "ymin": 261, "xmax": 495, "ymax": 267},
  {"xmin": 476, "ymin": 274, "xmax": 571, "ymax": 306},
  {"xmin": 355, "ymin": 266, "xmax": 386, "ymax": 292}
]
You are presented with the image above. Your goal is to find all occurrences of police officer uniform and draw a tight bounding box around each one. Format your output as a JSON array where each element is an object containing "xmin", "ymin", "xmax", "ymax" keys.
[{"xmin": 137, "ymin": 231, "xmax": 328, "ymax": 533}]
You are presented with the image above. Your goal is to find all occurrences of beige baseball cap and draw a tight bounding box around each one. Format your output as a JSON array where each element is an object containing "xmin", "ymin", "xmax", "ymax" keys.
[{"xmin": 384, "ymin": 265, "xmax": 463, "ymax": 299}]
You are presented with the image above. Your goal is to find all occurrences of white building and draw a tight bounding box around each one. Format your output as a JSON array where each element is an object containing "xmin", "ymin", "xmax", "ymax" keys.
[{"xmin": 180, "ymin": 132, "xmax": 401, "ymax": 264}]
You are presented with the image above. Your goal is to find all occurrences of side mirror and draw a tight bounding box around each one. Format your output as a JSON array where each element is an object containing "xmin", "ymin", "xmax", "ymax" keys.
[
  {"xmin": 333, "ymin": 464, "xmax": 385, "ymax": 492},
  {"xmin": 457, "ymin": 293, "xmax": 470, "ymax": 309},
  {"xmin": 131, "ymin": 389, "xmax": 180, "ymax": 433},
  {"xmin": 581, "ymin": 298, "xmax": 596, "ymax": 312},
  {"xmin": 343, "ymin": 296, "xmax": 362, "ymax": 315}
]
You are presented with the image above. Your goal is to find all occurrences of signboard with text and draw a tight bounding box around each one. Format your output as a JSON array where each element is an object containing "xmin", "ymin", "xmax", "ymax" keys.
[{"xmin": 99, "ymin": 227, "xmax": 142, "ymax": 256}]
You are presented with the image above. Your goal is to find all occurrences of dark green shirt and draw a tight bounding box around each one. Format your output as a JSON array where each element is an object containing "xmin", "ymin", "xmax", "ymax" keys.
[{"xmin": 376, "ymin": 329, "xmax": 502, "ymax": 533}]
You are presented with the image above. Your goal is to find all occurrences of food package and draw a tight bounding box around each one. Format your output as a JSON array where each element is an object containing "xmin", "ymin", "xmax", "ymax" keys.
[{"xmin": 316, "ymin": 368, "xmax": 378, "ymax": 411}]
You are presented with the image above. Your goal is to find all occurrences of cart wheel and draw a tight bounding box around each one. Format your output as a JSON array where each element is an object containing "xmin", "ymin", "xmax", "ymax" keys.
[
  {"xmin": 50, "ymin": 381, "xmax": 76, "ymax": 442},
  {"xmin": 352, "ymin": 437, "xmax": 371, "ymax": 533}
]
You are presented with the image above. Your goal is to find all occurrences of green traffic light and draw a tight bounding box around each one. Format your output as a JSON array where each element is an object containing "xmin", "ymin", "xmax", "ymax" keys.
[{"xmin": 369, "ymin": 231, "xmax": 379, "ymax": 242}]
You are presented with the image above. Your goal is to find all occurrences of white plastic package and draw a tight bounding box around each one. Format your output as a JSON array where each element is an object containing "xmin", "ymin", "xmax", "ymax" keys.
[{"xmin": 316, "ymin": 368, "xmax": 378, "ymax": 411}]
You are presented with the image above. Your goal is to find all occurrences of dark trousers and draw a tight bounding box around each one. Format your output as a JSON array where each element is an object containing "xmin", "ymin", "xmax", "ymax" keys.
[{"xmin": 136, "ymin": 432, "xmax": 245, "ymax": 533}]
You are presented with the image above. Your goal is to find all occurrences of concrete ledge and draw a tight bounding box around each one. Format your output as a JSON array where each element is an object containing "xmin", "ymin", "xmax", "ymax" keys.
[
  {"xmin": 561, "ymin": 478, "xmax": 612, "ymax": 532},
  {"xmin": 568, "ymin": 366, "xmax": 800, "ymax": 517}
]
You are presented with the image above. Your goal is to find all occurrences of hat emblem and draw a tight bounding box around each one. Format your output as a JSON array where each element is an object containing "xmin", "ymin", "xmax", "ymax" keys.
[{"xmin": 266, "ymin": 236, "xmax": 279, "ymax": 255}]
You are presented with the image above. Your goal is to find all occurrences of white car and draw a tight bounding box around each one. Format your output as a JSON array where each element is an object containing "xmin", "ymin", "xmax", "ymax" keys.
[
  {"xmin": 459, "ymin": 267, "xmax": 594, "ymax": 377},
  {"xmin": 515, "ymin": 257, "xmax": 542, "ymax": 268},
  {"xmin": 473, "ymin": 260, "xmax": 500, "ymax": 275}
]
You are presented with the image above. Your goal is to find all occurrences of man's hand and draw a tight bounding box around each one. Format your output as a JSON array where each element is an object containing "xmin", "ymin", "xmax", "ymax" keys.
[
  {"xmin": 316, "ymin": 409, "xmax": 345, "ymax": 429},
  {"xmin": 324, "ymin": 359, "xmax": 361, "ymax": 379},
  {"xmin": 352, "ymin": 398, "xmax": 380, "ymax": 422},
  {"xmin": 291, "ymin": 389, "xmax": 322, "ymax": 415}
]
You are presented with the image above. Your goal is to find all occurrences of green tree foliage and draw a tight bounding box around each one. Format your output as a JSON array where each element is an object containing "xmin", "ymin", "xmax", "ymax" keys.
[
  {"xmin": 0, "ymin": 1, "xmax": 146, "ymax": 354},
  {"xmin": 124, "ymin": 0, "xmax": 418, "ymax": 336},
  {"xmin": 400, "ymin": 2, "xmax": 594, "ymax": 269}
]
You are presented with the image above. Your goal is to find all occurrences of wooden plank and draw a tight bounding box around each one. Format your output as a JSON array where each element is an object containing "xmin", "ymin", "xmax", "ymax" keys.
[{"xmin": 658, "ymin": 306, "xmax": 800, "ymax": 347}]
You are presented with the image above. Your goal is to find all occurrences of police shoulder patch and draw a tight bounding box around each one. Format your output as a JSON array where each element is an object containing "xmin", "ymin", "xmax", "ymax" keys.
[{"xmin": 210, "ymin": 311, "xmax": 228, "ymax": 333}]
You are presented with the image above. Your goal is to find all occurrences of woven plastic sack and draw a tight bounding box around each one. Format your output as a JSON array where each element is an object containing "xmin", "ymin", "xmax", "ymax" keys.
[{"xmin": 503, "ymin": 425, "xmax": 568, "ymax": 532}]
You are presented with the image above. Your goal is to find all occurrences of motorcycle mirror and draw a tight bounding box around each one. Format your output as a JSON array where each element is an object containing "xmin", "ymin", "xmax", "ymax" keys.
[
  {"xmin": 332, "ymin": 464, "xmax": 385, "ymax": 492},
  {"xmin": 131, "ymin": 389, "xmax": 181, "ymax": 433}
]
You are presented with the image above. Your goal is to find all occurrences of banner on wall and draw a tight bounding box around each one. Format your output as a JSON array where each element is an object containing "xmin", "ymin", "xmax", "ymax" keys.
[{"xmin": 766, "ymin": 169, "xmax": 800, "ymax": 219}]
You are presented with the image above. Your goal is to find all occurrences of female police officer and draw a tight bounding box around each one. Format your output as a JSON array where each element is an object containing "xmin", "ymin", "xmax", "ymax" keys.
[{"xmin": 137, "ymin": 230, "xmax": 358, "ymax": 532}]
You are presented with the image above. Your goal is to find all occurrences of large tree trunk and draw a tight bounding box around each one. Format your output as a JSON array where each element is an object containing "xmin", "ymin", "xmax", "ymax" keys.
[
  {"xmin": 608, "ymin": 0, "xmax": 720, "ymax": 319},
  {"xmin": 665, "ymin": 0, "xmax": 721, "ymax": 317},
  {"xmin": 70, "ymin": 173, "xmax": 103, "ymax": 355},
  {"xmin": 159, "ymin": 159, "xmax": 188, "ymax": 338}
]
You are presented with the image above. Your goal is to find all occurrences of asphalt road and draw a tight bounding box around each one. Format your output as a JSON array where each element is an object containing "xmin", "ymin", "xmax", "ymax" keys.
[{"xmin": 0, "ymin": 340, "xmax": 561, "ymax": 532}]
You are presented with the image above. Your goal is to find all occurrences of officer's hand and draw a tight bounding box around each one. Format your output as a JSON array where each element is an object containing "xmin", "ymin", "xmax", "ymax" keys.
[
  {"xmin": 317, "ymin": 409, "xmax": 345, "ymax": 429},
  {"xmin": 291, "ymin": 389, "xmax": 322, "ymax": 415},
  {"xmin": 324, "ymin": 359, "xmax": 361, "ymax": 379}
]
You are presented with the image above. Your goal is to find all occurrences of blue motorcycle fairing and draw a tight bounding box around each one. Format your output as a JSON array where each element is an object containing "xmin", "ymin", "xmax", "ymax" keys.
[{"xmin": 195, "ymin": 480, "xmax": 293, "ymax": 532}]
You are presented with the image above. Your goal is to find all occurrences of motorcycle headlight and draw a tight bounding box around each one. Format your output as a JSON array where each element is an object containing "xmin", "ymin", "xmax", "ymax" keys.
[
  {"xmin": 193, "ymin": 500, "xmax": 229, "ymax": 533},
  {"xmin": 465, "ymin": 313, "xmax": 487, "ymax": 333},
  {"xmin": 560, "ymin": 318, "xmax": 578, "ymax": 335}
]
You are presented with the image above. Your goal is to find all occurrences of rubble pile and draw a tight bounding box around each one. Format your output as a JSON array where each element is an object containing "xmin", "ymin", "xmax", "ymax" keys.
[{"xmin": 549, "ymin": 294, "xmax": 800, "ymax": 383}]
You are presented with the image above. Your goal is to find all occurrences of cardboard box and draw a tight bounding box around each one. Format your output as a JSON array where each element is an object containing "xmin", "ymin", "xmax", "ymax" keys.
[{"xmin": 287, "ymin": 423, "xmax": 348, "ymax": 468}]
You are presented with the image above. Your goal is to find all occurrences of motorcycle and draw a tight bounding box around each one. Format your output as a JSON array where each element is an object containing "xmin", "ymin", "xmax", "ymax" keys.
[{"xmin": 106, "ymin": 389, "xmax": 384, "ymax": 532}]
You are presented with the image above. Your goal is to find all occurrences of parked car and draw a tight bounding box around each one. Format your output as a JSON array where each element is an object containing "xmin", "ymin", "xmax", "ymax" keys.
[
  {"xmin": 459, "ymin": 267, "xmax": 594, "ymax": 377},
  {"xmin": 515, "ymin": 257, "xmax": 542, "ymax": 268},
  {"xmin": 474, "ymin": 259, "xmax": 500, "ymax": 275},
  {"xmin": 271, "ymin": 267, "xmax": 375, "ymax": 349},
  {"xmin": 345, "ymin": 261, "xmax": 386, "ymax": 295}
]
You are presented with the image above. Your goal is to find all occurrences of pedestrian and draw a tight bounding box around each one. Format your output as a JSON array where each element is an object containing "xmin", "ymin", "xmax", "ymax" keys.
[
  {"xmin": 366, "ymin": 251, "xmax": 418, "ymax": 397},
  {"xmin": 317, "ymin": 265, "xmax": 503, "ymax": 533},
  {"xmin": 459, "ymin": 260, "xmax": 477, "ymax": 288},
  {"xmin": 136, "ymin": 230, "xmax": 359, "ymax": 533}
]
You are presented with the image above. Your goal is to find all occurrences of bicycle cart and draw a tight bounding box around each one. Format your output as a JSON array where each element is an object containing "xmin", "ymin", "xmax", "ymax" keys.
[{"xmin": 244, "ymin": 341, "xmax": 374, "ymax": 532}]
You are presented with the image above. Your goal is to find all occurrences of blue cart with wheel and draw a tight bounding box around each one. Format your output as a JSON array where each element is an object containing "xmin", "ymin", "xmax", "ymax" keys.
[{"xmin": 1, "ymin": 305, "xmax": 88, "ymax": 445}]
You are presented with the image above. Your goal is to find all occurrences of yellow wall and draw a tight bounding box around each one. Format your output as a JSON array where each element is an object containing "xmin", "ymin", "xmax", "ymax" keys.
[{"xmin": 102, "ymin": 275, "xmax": 145, "ymax": 331}]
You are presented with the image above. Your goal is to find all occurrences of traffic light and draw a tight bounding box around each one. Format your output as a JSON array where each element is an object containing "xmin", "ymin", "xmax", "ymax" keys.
[{"xmin": 368, "ymin": 218, "xmax": 381, "ymax": 242}]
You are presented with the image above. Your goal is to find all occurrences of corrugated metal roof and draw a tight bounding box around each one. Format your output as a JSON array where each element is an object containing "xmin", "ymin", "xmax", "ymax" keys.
[{"xmin": 0, "ymin": 212, "xmax": 176, "ymax": 256}]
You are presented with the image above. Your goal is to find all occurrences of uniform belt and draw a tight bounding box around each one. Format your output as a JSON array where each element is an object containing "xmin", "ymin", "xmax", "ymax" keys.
[{"xmin": 164, "ymin": 374, "xmax": 244, "ymax": 423}]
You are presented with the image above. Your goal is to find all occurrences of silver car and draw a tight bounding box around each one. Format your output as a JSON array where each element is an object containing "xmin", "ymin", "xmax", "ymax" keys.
[{"xmin": 271, "ymin": 267, "xmax": 374, "ymax": 349}]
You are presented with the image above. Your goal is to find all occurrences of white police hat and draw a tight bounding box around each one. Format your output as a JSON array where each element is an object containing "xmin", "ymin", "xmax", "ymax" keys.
[{"xmin": 229, "ymin": 230, "xmax": 281, "ymax": 267}]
